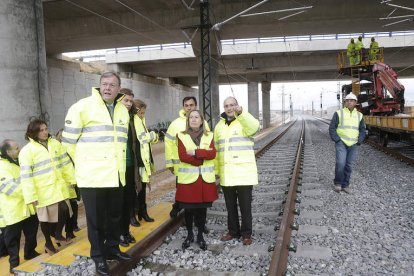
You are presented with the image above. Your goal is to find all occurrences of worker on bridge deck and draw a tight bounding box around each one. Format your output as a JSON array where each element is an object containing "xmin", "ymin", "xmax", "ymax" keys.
[
  {"xmin": 355, "ymin": 36, "xmax": 365, "ymax": 65},
  {"xmin": 347, "ymin": 38, "xmax": 357, "ymax": 66},
  {"xmin": 369, "ymin": 37, "xmax": 379, "ymax": 62},
  {"xmin": 329, "ymin": 93, "xmax": 366, "ymax": 193}
]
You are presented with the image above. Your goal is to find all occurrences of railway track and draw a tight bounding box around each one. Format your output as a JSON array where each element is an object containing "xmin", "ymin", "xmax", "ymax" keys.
[{"xmin": 109, "ymin": 118, "xmax": 306, "ymax": 275}]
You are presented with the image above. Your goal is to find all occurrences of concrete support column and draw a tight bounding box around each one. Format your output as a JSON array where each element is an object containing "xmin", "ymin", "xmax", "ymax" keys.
[
  {"xmin": 0, "ymin": 0, "xmax": 49, "ymax": 143},
  {"xmin": 247, "ymin": 82, "xmax": 259, "ymax": 119},
  {"xmin": 261, "ymin": 81, "xmax": 271, "ymax": 129}
]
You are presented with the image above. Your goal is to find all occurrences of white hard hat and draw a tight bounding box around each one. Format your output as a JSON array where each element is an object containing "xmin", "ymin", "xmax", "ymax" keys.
[{"xmin": 345, "ymin": 93, "xmax": 357, "ymax": 101}]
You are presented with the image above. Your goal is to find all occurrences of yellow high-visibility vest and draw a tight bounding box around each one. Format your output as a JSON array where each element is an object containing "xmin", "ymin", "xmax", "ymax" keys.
[
  {"xmin": 62, "ymin": 88, "xmax": 130, "ymax": 188},
  {"xmin": 176, "ymin": 132, "xmax": 215, "ymax": 184},
  {"xmin": 134, "ymin": 115, "xmax": 158, "ymax": 183},
  {"xmin": 164, "ymin": 109, "xmax": 210, "ymax": 174},
  {"xmin": 0, "ymin": 158, "xmax": 35, "ymax": 226},
  {"xmin": 336, "ymin": 108, "xmax": 362, "ymax": 146},
  {"xmin": 214, "ymin": 111, "xmax": 259, "ymax": 187},
  {"xmin": 19, "ymin": 137, "xmax": 75, "ymax": 208}
]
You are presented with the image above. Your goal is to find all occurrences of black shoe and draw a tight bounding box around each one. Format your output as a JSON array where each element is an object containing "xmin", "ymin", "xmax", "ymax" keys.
[
  {"xmin": 169, "ymin": 203, "xmax": 181, "ymax": 218},
  {"xmin": 182, "ymin": 233, "xmax": 194, "ymax": 250},
  {"xmin": 138, "ymin": 204, "xmax": 155, "ymax": 222},
  {"xmin": 125, "ymin": 233, "xmax": 136, "ymax": 244},
  {"xmin": 130, "ymin": 216, "xmax": 141, "ymax": 227},
  {"xmin": 73, "ymin": 226, "xmax": 81, "ymax": 232},
  {"xmin": 66, "ymin": 232, "xmax": 76, "ymax": 240},
  {"xmin": 95, "ymin": 261, "xmax": 109, "ymax": 276},
  {"xmin": 119, "ymin": 235, "xmax": 129, "ymax": 247},
  {"xmin": 24, "ymin": 251, "xmax": 40, "ymax": 260},
  {"xmin": 107, "ymin": 252, "xmax": 132, "ymax": 261},
  {"xmin": 138, "ymin": 212, "xmax": 155, "ymax": 222},
  {"xmin": 203, "ymin": 226, "xmax": 209, "ymax": 234},
  {"xmin": 197, "ymin": 237, "xmax": 207, "ymax": 251}
]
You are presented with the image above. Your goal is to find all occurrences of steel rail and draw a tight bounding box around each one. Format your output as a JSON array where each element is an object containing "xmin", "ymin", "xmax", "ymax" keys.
[
  {"xmin": 109, "ymin": 120, "xmax": 299, "ymax": 275},
  {"xmin": 268, "ymin": 120, "xmax": 305, "ymax": 276},
  {"xmin": 255, "ymin": 120, "xmax": 297, "ymax": 157},
  {"xmin": 365, "ymin": 138, "xmax": 414, "ymax": 167},
  {"xmin": 110, "ymin": 213, "xmax": 184, "ymax": 276}
]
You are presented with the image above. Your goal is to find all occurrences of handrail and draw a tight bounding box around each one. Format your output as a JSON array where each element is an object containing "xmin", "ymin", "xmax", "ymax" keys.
[{"xmin": 65, "ymin": 30, "xmax": 414, "ymax": 61}]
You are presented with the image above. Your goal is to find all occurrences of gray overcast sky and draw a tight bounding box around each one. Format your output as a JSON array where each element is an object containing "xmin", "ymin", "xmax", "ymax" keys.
[{"xmin": 218, "ymin": 78, "xmax": 414, "ymax": 112}]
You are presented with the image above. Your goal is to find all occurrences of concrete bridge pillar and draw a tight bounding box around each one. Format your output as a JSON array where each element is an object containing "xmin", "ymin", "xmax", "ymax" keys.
[
  {"xmin": 0, "ymin": 0, "xmax": 49, "ymax": 144},
  {"xmin": 261, "ymin": 81, "xmax": 271, "ymax": 129},
  {"xmin": 247, "ymin": 81, "xmax": 259, "ymax": 120}
]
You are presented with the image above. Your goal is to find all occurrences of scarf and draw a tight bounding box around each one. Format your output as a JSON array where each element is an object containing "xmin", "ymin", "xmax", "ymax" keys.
[{"xmin": 188, "ymin": 128, "xmax": 204, "ymax": 146}]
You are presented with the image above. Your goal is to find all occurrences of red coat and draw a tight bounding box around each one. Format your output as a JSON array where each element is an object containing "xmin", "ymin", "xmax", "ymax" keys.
[{"xmin": 175, "ymin": 137, "xmax": 218, "ymax": 203}]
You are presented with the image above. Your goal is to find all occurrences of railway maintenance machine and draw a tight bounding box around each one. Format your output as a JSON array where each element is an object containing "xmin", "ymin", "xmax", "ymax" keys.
[{"xmin": 337, "ymin": 46, "xmax": 414, "ymax": 146}]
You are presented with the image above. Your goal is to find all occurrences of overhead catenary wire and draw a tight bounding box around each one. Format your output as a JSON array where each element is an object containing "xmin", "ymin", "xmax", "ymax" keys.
[
  {"xmin": 63, "ymin": 0, "xmax": 250, "ymax": 85},
  {"xmin": 212, "ymin": 0, "xmax": 269, "ymax": 31},
  {"xmin": 240, "ymin": 6, "xmax": 312, "ymax": 17}
]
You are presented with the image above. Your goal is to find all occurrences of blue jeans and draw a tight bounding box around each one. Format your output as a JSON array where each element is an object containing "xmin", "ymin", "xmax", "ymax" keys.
[{"xmin": 334, "ymin": 141, "xmax": 359, "ymax": 188}]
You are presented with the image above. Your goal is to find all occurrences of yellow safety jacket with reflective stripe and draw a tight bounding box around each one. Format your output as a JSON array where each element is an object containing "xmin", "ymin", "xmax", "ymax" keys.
[
  {"xmin": 347, "ymin": 43, "xmax": 355, "ymax": 57},
  {"xmin": 0, "ymin": 158, "xmax": 36, "ymax": 226},
  {"xmin": 370, "ymin": 41, "xmax": 379, "ymax": 56},
  {"xmin": 355, "ymin": 40, "xmax": 364, "ymax": 51},
  {"xmin": 214, "ymin": 111, "xmax": 259, "ymax": 187},
  {"xmin": 336, "ymin": 108, "xmax": 362, "ymax": 146},
  {"xmin": 0, "ymin": 212, "xmax": 5, "ymax": 227},
  {"xmin": 62, "ymin": 88, "xmax": 129, "ymax": 188},
  {"xmin": 176, "ymin": 132, "xmax": 215, "ymax": 184},
  {"xmin": 134, "ymin": 115, "xmax": 158, "ymax": 183},
  {"xmin": 19, "ymin": 137, "xmax": 76, "ymax": 208},
  {"xmin": 164, "ymin": 109, "xmax": 210, "ymax": 174}
]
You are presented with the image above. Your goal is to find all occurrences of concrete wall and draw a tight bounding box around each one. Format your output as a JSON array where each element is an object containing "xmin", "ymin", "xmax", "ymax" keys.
[
  {"xmin": 0, "ymin": 0, "xmax": 48, "ymax": 145},
  {"xmin": 45, "ymin": 58, "xmax": 198, "ymax": 134}
]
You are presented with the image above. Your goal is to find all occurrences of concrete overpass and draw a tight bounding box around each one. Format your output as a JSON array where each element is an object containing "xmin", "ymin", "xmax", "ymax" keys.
[
  {"xmin": 42, "ymin": 0, "xmax": 414, "ymax": 54},
  {"xmin": 105, "ymin": 33, "xmax": 414, "ymax": 86}
]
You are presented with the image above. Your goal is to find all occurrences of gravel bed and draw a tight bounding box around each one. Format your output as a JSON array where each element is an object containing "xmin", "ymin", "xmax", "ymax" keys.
[{"xmin": 287, "ymin": 117, "xmax": 414, "ymax": 275}]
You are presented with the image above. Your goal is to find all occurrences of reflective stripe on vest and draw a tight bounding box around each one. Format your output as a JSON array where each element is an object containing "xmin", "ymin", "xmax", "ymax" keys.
[
  {"xmin": 164, "ymin": 132, "xmax": 176, "ymax": 140},
  {"xmin": 176, "ymin": 132, "xmax": 215, "ymax": 184},
  {"xmin": 178, "ymin": 166, "xmax": 215, "ymax": 173}
]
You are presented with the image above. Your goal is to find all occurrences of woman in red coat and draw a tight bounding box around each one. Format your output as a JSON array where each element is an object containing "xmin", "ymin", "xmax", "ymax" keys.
[{"xmin": 176, "ymin": 110, "xmax": 218, "ymax": 250}]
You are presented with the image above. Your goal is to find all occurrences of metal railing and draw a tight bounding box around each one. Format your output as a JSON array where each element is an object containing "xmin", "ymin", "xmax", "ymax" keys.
[{"xmin": 64, "ymin": 30, "xmax": 414, "ymax": 62}]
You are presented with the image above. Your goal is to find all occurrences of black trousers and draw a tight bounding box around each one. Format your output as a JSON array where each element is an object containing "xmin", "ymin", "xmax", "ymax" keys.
[
  {"xmin": 65, "ymin": 199, "xmax": 79, "ymax": 234},
  {"xmin": 80, "ymin": 184, "xmax": 123, "ymax": 262},
  {"xmin": 222, "ymin": 185, "xmax": 253, "ymax": 238},
  {"xmin": 0, "ymin": 229, "xmax": 7, "ymax": 256},
  {"xmin": 121, "ymin": 166, "xmax": 136, "ymax": 235},
  {"xmin": 184, "ymin": 208, "xmax": 207, "ymax": 233},
  {"xmin": 4, "ymin": 215, "xmax": 39, "ymax": 268},
  {"xmin": 136, "ymin": 182, "xmax": 148, "ymax": 209}
]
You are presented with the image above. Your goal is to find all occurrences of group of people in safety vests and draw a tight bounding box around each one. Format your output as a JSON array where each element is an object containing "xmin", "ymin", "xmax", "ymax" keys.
[
  {"xmin": 0, "ymin": 72, "xmax": 260, "ymax": 276},
  {"xmin": 347, "ymin": 36, "xmax": 380, "ymax": 66}
]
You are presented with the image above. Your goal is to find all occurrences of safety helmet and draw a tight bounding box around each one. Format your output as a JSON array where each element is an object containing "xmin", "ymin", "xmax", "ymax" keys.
[{"xmin": 345, "ymin": 93, "xmax": 357, "ymax": 101}]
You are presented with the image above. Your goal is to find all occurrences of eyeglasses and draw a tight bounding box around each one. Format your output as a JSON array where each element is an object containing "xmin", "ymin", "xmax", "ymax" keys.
[{"xmin": 101, "ymin": 83, "xmax": 119, "ymax": 88}]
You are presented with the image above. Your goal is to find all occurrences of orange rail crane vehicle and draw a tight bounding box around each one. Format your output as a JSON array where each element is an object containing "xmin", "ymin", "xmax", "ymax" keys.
[
  {"xmin": 337, "ymin": 47, "xmax": 405, "ymax": 116},
  {"xmin": 337, "ymin": 47, "xmax": 413, "ymax": 146}
]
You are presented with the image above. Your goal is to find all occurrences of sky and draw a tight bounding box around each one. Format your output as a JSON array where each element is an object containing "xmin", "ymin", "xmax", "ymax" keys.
[{"xmin": 218, "ymin": 78, "xmax": 414, "ymax": 112}]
